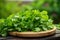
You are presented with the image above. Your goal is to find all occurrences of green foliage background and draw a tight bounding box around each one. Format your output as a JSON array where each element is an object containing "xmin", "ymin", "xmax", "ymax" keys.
[
  {"xmin": 0, "ymin": 0, "xmax": 60, "ymax": 22},
  {"xmin": 0, "ymin": 0, "xmax": 21, "ymax": 18}
]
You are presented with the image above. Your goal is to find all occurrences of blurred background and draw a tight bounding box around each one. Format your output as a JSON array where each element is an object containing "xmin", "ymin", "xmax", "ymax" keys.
[{"xmin": 0, "ymin": 0, "xmax": 60, "ymax": 23}]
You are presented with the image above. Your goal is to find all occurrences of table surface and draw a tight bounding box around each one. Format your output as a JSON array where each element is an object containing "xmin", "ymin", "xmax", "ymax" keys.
[{"xmin": 0, "ymin": 30, "xmax": 60, "ymax": 40}]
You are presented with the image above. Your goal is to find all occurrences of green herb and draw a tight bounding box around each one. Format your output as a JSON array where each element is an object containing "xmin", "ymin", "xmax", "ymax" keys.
[
  {"xmin": 0, "ymin": 10, "xmax": 54, "ymax": 37},
  {"xmin": 55, "ymin": 24, "xmax": 60, "ymax": 30}
]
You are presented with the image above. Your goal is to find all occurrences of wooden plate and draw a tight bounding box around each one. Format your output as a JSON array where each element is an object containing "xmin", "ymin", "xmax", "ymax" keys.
[{"xmin": 9, "ymin": 26, "xmax": 56, "ymax": 37}]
